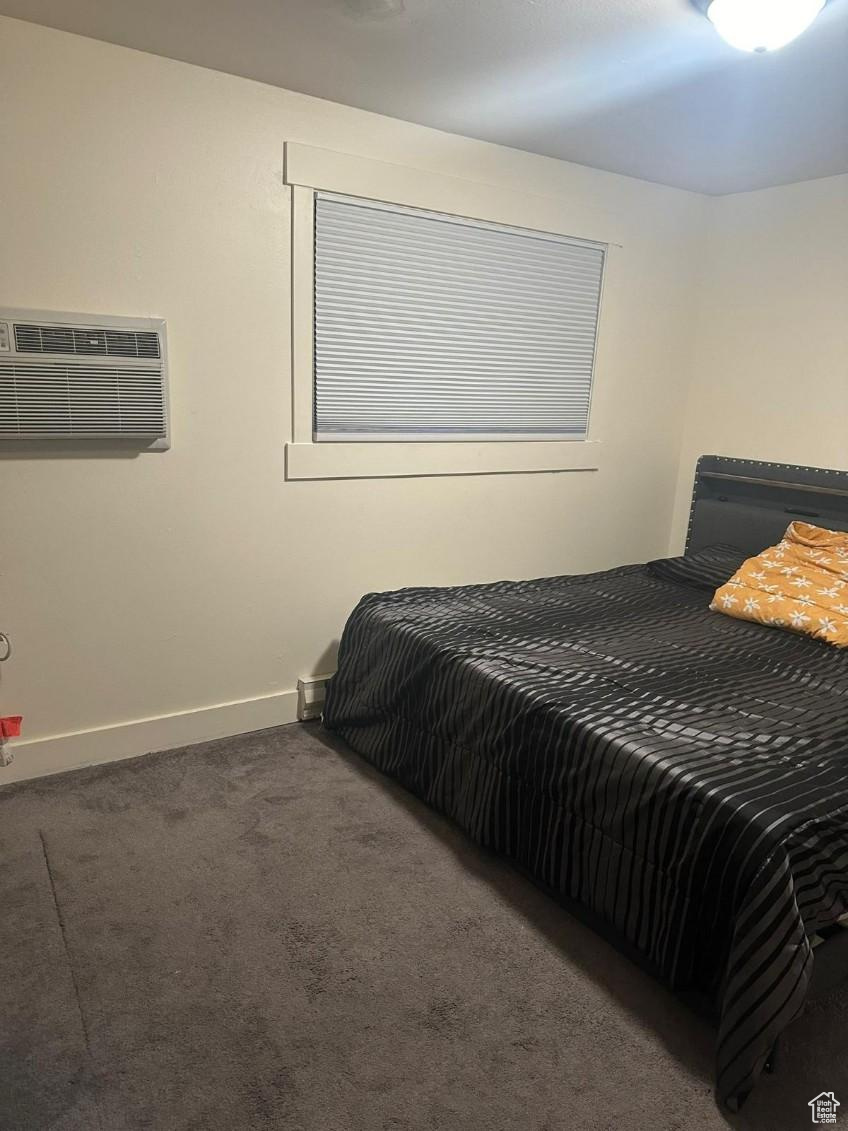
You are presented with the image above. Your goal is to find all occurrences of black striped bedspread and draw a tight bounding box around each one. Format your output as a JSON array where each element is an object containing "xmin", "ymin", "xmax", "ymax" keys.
[{"xmin": 323, "ymin": 552, "xmax": 848, "ymax": 1109}]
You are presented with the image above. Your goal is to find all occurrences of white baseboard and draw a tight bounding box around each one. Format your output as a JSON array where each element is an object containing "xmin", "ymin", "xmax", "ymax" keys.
[{"xmin": 0, "ymin": 689, "xmax": 300, "ymax": 785}]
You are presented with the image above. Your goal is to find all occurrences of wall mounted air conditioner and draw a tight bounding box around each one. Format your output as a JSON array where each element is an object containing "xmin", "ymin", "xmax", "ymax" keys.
[{"xmin": 0, "ymin": 308, "xmax": 169, "ymax": 449}]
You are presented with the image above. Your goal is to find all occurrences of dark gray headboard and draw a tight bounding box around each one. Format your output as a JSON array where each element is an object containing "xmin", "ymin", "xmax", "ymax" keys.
[{"xmin": 687, "ymin": 455, "xmax": 848, "ymax": 556}]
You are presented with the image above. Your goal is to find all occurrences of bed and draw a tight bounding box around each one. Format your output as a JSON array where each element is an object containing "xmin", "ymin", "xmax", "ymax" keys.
[{"xmin": 323, "ymin": 455, "xmax": 848, "ymax": 1109}]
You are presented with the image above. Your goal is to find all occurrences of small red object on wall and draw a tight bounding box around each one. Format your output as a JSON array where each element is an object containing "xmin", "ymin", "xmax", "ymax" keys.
[{"xmin": 0, "ymin": 716, "xmax": 22, "ymax": 738}]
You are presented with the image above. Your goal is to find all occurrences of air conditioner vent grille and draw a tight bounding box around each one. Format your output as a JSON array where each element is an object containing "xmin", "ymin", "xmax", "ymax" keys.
[
  {"xmin": 1, "ymin": 308, "xmax": 168, "ymax": 446},
  {"xmin": 14, "ymin": 323, "xmax": 161, "ymax": 359},
  {"xmin": 0, "ymin": 361, "xmax": 166, "ymax": 438}
]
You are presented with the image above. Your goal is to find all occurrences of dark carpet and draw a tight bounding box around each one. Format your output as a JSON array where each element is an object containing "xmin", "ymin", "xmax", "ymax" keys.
[{"xmin": 1, "ymin": 723, "xmax": 846, "ymax": 1130}]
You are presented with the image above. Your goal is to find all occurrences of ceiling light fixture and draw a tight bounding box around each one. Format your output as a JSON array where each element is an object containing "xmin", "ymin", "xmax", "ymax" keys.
[{"xmin": 694, "ymin": 0, "xmax": 827, "ymax": 52}]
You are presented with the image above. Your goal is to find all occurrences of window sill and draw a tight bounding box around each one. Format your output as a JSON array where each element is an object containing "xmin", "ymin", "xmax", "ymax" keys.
[{"xmin": 284, "ymin": 440, "xmax": 601, "ymax": 481}]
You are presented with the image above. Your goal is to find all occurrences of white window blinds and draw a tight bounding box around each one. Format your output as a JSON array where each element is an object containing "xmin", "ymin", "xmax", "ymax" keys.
[{"xmin": 313, "ymin": 193, "xmax": 605, "ymax": 441}]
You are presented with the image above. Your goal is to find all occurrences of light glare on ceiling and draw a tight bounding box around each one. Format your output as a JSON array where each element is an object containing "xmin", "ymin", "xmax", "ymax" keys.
[
  {"xmin": 706, "ymin": 0, "xmax": 827, "ymax": 52},
  {"xmin": 343, "ymin": 0, "xmax": 405, "ymax": 18}
]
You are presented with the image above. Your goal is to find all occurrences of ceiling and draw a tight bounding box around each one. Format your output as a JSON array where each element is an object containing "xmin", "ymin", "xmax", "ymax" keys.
[{"xmin": 2, "ymin": 0, "xmax": 847, "ymax": 194}]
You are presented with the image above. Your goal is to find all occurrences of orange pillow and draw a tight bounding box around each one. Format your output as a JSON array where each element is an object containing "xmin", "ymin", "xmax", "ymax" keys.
[{"xmin": 710, "ymin": 522, "xmax": 848, "ymax": 647}]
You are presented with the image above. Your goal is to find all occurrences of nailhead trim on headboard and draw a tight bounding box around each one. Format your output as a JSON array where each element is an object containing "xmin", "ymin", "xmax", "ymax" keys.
[{"xmin": 685, "ymin": 455, "xmax": 848, "ymax": 553}]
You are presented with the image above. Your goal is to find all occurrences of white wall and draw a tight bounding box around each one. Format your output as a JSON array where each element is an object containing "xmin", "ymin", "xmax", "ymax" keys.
[
  {"xmin": 670, "ymin": 174, "xmax": 848, "ymax": 548},
  {"xmin": 0, "ymin": 17, "xmax": 710, "ymax": 781}
]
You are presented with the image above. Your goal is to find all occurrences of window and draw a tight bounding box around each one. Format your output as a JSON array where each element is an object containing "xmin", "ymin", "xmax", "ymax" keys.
[
  {"xmin": 284, "ymin": 143, "xmax": 609, "ymax": 479},
  {"xmin": 312, "ymin": 193, "xmax": 605, "ymax": 443}
]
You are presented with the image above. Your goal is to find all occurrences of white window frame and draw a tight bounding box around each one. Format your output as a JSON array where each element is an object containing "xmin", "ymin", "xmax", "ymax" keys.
[{"xmin": 285, "ymin": 143, "xmax": 617, "ymax": 481}]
